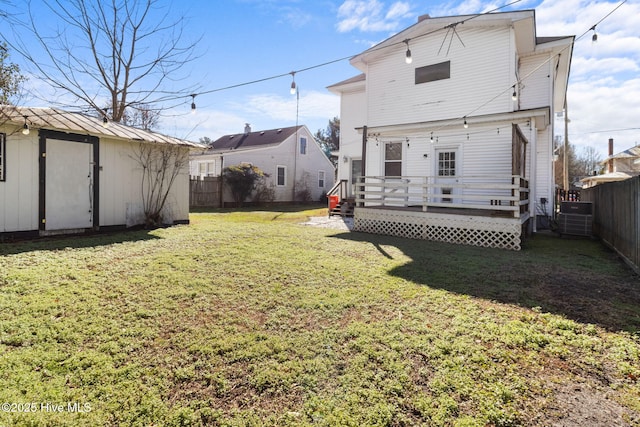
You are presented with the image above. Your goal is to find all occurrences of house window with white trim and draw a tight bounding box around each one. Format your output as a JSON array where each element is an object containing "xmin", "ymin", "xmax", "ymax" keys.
[
  {"xmin": 300, "ymin": 137, "xmax": 307, "ymax": 155},
  {"xmin": 0, "ymin": 133, "xmax": 5, "ymax": 182},
  {"xmin": 318, "ymin": 170, "xmax": 325, "ymax": 188},
  {"xmin": 276, "ymin": 165, "xmax": 286, "ymax": 186},
  {"xmin": 198, "ymin": 161, "xmax": 215, "ymax": 177},
  {"xmin": 384, "ymin": 142, "xmax": 402, "ymax": 176}
]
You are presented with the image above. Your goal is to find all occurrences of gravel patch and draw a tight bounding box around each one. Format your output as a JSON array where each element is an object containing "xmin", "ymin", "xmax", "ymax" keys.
[{"xmin": 301, "ymin": 216, "xmax": 354, "ymax": 231}]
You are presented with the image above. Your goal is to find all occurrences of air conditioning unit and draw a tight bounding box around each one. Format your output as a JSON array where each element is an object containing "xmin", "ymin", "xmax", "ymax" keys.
[{"xmin": 558, "ymin": 202, "xmax": 593, "ymax": 237}]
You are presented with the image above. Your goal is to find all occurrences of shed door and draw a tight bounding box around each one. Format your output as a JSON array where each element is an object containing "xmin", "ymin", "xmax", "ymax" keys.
[
  {"xmin": 435, "ymin": 147, "xmax": 459, "ymax": 203},
  {"xmin": 45, "ymin": 139, "xmax": 94, "ymax": 230}
]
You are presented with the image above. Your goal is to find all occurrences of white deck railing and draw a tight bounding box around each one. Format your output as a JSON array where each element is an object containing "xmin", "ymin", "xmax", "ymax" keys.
[{"xmin": 354, "ymin": 175, "xmax": 529, "ymax": 218}]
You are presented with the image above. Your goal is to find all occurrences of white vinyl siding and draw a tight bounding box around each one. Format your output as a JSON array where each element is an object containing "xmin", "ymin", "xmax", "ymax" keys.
[
  {"xmin": 367, "ymin": 26, "xmax": 512, "ymax": 127},
  {"xmin": 518, "ymin": 53, "xmax": 553, "ymax": 111}
]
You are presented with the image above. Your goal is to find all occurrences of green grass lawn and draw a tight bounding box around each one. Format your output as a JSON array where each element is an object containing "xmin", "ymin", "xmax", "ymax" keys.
[{"xmin": 0, "ymin": 207, "xmax": 639, "ymax": 426}]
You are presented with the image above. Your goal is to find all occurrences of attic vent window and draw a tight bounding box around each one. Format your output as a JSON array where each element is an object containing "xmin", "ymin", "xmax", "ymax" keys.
[
  {"xmin": 415, "ymin": 61, "xmax": 450, "ymax": 84},
  {"xmin": 277, "ymin": 129, "xmax": 282, "ymax": 133},
  {"xmin": 260, "ymin": 131, "xmax": 265, "ymax": 135}
]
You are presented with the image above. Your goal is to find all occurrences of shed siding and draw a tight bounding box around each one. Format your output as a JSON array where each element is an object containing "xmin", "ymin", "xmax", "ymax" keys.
[
  {"xmin": 367, "ymin": 26, "xmax": 514, "ymax": 127},
  {"xmin": 107, "ymin": 140, "xmax": 189, "ymax": 227},
  {"xmin": 0, "ymin": 134, "xmax": 39, "ymax": 232}
]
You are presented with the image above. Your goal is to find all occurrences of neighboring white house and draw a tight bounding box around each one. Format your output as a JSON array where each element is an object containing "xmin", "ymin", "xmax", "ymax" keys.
[
  {"xmin": 582, "ymin": 140, "xmax": 640, "ymax": 188},
  {"xmin": 0, "ymin": 106, "xmax": 198, "ymax": 238},
  {"xmin": 328, "ymin": 10, "xmax": 573, "ymax": 250},
  {"xmin": 190, "ymin": 125, "xmax": 335, "ymax": 204}
]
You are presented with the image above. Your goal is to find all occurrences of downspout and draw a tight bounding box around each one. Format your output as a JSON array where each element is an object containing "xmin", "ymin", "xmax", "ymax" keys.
[
  {"xmin": 530, "ymin": 120, "xmax": 537, "ymax": 233},
  {"xmin": 361, "ymin": 125, "xmax": 367, "ymax": 176},
  {"xmin": 359, "ymin": 126, "xmax": 367, "ymax": 207}
]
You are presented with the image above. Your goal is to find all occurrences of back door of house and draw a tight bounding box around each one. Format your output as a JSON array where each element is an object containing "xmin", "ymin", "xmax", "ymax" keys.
[
  {"xmin": 434, "ymin": 147, "xmax": 460, "ymax": 204},
  {"xmin": 44, "ymin": 138, "xmax": 94, "ymax": 231}
]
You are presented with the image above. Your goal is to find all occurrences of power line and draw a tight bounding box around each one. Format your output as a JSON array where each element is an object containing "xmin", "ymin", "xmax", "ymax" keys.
[{"xmin": 179, "ymin": 0, "xmax": 524, "ymax": 106}]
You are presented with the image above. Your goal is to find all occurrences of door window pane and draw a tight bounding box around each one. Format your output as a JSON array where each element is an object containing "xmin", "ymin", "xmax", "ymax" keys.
[{"xmin": 438, "ymin": 151, "xmax": 456, "ymax": 176}]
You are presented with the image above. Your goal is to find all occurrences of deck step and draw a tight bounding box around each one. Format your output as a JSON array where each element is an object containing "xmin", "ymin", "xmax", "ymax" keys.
[{"xmin": 329, "ymin": 201, "xmax": 354, "ymax": 218}]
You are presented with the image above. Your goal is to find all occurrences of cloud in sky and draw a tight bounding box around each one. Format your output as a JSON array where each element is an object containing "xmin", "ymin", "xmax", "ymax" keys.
[
  {"xmin": 336, "ymin": 0, "xmax": 413, "ymax": 32},
  {"xmin": 331, "ymin": 0, "xmax": 639, "ymax": 157}
]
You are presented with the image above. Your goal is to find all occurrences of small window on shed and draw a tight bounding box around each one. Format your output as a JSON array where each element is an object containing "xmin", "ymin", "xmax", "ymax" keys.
[
  {"xmin": 415, "ymin": 61, "xmax": 450, "ymax": 85},
  {"xmin": 318, "ymin": 170, "xmax": 325, "ymax": 188},
  {"xmin": 0, "ymin": 133, "xmax": 5, "ymax": 182}
]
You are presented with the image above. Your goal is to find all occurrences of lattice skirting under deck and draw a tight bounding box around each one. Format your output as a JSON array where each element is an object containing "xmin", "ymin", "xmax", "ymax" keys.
[{"xmin": 354, "ymin": 208, "xmax": 526, "ymax": 251}]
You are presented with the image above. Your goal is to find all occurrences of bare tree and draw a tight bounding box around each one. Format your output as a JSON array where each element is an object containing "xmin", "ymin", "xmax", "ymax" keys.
[
  {"xmin": 575, "ymin": 146, "xmax": 603, "ymax": 177},
  {"xmin": 121, "ymin": 104, "xmax": 160, "ymax": 131},
  {"xmin": 7, "ymin": 0, "xmax": 199, "ymax": 121},
  {"xmin": 130, "ymin": 142, "xmax": 189, "ymax": 227}
]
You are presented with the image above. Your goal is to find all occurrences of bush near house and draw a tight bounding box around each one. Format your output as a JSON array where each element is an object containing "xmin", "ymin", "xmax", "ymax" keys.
[
  {"xmin": 222, "ymin": 163, "xmax": 267, "ymax": 207},
  {"xmin": 0, "ymin": 208, "xmax": 638, "ymax": 426}
]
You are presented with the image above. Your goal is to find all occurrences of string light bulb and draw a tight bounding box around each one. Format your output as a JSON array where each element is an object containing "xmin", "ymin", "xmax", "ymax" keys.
[
  {"xmin": 290, "ymin": 72, "xmax": 297, "ymax": 95},
  {"xmin": 102, "ymin": 108, "xmax": 109, "ymax": 128},
  {"xmin": 190, "ymin": 94, "xmax": 197, "ymax": 114},
  {"xmin": 403, "ymin": 39, "xmax": 412, "ymax": 64},
  {"xmin": 591, "ymin": 25, "xmax": 598, "ymax": 43},
  {"xmin": 22, "ymin": 115, "xmax": 29, "ymax": 135},
  {"xmin": 511, "ymin": 85, "xmax": 517, "ymax": 101},
  {"xmin": 463, "ymin": 117, "xmax": 468, "ymax": 129},
  {"xmin": 430, "ymin": 132, "xmax": 434, "ymax": 143}
]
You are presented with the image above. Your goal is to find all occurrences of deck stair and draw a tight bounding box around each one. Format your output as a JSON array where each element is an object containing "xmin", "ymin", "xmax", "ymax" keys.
[
  {"xmin": 327, "ymin": 179, "xmax": 353, "ymax": 218},
  {"xmin": 329, "ymin": 198, "xmax": 355, "ymax": 217}
]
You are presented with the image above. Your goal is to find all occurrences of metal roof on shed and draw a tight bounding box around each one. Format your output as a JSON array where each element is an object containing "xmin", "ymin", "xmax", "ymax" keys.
[{"xmin": 0, "ymin": 106, "xmax": 200, "ymax": 147}]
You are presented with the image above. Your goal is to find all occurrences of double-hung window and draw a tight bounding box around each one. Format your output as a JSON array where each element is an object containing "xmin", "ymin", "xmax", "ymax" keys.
[
  {"xmin": 276, "ymin": 165, "xmax": 286, "ymax": 186},
  {"xmin": 300, "ymin": 137, "xmax": 307, "ymax": 155}
]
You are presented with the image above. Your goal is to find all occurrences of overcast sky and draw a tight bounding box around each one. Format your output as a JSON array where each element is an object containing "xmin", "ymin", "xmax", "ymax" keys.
[{"xmin": 8, "ymin": 0, "xmax": 639, "ymax": 159}]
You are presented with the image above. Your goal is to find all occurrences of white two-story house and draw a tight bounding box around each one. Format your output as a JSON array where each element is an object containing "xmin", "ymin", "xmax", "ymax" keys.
[{"xmin": 328, "ymin": 10, "xmax": 573, "ymax": 250}]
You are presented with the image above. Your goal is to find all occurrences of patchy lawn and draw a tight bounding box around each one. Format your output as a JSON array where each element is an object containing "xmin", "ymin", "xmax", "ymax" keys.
[{"xmin": 0, "ymin": 207, "xmax": 638, "ymax": 426}]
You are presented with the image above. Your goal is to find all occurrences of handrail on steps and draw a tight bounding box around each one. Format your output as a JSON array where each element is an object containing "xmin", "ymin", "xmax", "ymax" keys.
[{"xmin": 327, "ymin": 179, "xmax": 348, "ymax": 201}]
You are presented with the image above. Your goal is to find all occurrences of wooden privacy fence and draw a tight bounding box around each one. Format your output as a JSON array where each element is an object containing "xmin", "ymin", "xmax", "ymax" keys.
[
  {"xmin": 582, "ymin": 176, "xmax": 640, "ymax": 273},
  {"xmin": 190, "ymin": 177, "xmax": 221, "ymax": 208}
]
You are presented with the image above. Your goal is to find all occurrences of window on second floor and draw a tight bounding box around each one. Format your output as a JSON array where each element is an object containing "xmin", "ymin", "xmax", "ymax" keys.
[
  {"xmin": 415, "ymin": 61, "xmax": 450, "ymax": 85},
  {"xmin": 300, "ymin": 137, "xmax": 307, "ymax": 155}
]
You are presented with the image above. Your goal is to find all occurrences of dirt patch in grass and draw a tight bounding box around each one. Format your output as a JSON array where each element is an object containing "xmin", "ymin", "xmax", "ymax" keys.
[{"xmin": 546, "ymin": 382, "xmax": 636, "ymax": 426}]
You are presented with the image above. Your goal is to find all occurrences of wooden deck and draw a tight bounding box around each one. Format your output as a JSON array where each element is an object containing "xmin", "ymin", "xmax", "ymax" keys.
[{"xmin": 362, "ymin": 204, "xmax": 518, "ymax": 219}]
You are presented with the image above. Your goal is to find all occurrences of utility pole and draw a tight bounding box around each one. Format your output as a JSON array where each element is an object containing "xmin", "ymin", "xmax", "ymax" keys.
[{"xmin": 563, "ymin": 101, "xmax": 569, "ymax": 192}]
